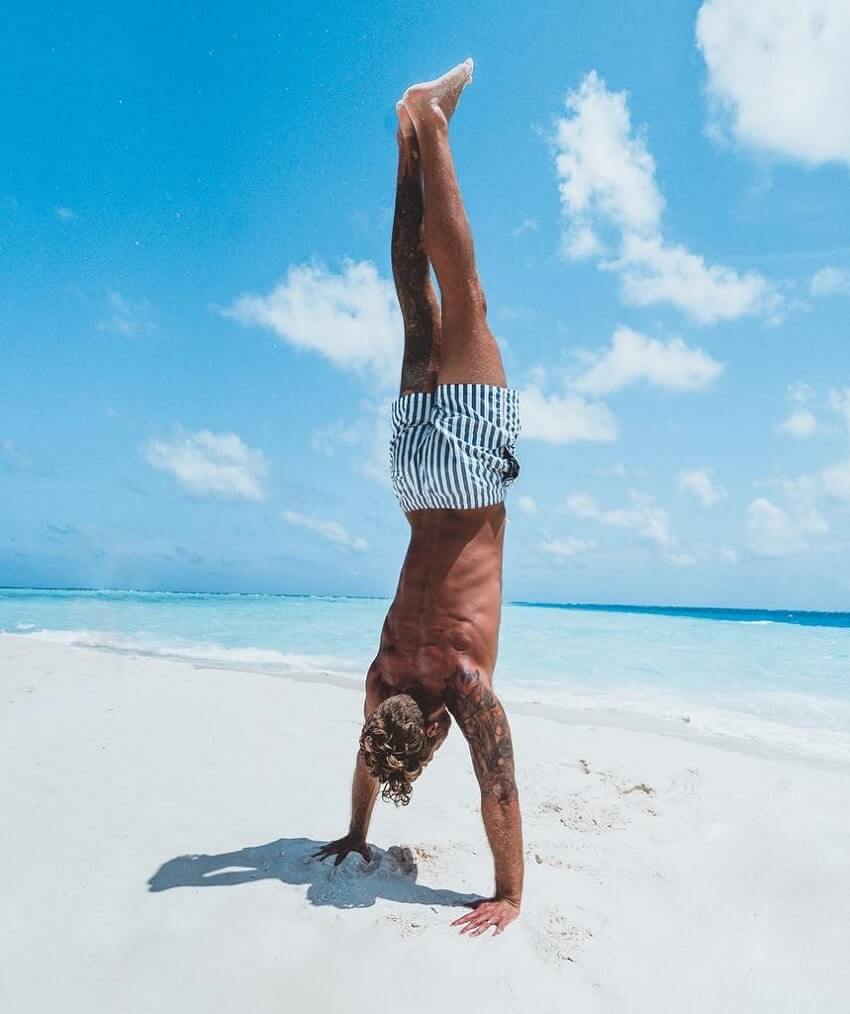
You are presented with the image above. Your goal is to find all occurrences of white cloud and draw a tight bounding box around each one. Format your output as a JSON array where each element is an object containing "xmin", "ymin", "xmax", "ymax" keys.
[
  {"xmin": 512, "ymin": 217, "xmax": 539, "ymax": 238},
  {"xmin": 611, "ymin": 234, "xmax": 778, "ymax": 325},
  {"xmin": 811, "ymin": 266, "xmax": 850, "ymax": 297},
  {"xmin": 281, "ymin": 510, "xmax": 367, "ymax": 551},
  {"xmin": 777, "ymin": 409, "xmax": 817, "ymax": 439},
  {"xmin": 519, "ymin": 384, "xmax": 618, "ymax": 444},
  {"xmin": 555, "ymin": 70, "xmax": 663, "ymax": 245},
  {"xmin": 517, "ymin": 495, "xmax": 538, "ymax": 515},
  {"xmin": 55, "ymin": 206, "xmax": 76, "ymax": 222},
  {"xmin": 144, "ymin": 430, "xmax": 268, "ymax": 501},
  {"xmin": 540, "ymin": 536, "xmax": 595, "ymax": 558},
  {"xmin": 573, "ymin": 326, "xmax": 723, "ymax": 394},
  {"xmin": 553, "ymin": 71, "xmax": 779, "ymax": 323},
  {"xmin": 565, "ymin": 489, "xmax": 684, "ymax": 560},
  {"xmin": 97, "ymin": 291, "xmax": 155, "ymax": 337},
  {"xmin": 223, "ymin": 260, "xmax": 401, "ymax": 387},
  {"xmin": 678, "ymin": 468, "xmax": 727, "ymax": 507},
  {"xmin": 746, "ymin": 496, "xmax": 828, "ymax": 557},
  {"xmin": 697, "ymin": 0, "xmax": 850, "ymax": 167}
]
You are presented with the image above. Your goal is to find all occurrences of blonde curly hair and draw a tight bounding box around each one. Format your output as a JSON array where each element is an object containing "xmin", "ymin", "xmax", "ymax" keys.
[{"xmin": 359, "ymin": 694, "xmax": 433, "ymax": 806}]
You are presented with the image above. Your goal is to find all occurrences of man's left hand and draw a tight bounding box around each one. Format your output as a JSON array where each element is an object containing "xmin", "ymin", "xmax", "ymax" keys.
[{"xmin": 451, "ymin": 897, "xmax": 520, "ymax": 937}]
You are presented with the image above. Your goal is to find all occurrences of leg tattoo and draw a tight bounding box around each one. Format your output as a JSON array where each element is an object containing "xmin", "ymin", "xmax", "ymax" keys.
[{"xmin": 392, "ymin": 104, "xmax": 441, "ymax": 396}]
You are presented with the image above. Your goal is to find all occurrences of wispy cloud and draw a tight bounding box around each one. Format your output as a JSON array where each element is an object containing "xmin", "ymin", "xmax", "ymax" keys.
[
  {"xmin": 678, "ymin": 467, "xmax": 726, "ymax": 508},
  {"xmin": 311, "ymin": 420, "xmax": 364, "ymax": 457},
  {"xmin": 697, "ymin": 0, "xmax": 850, "ymax": 168},
  {"xmin": 539, "ymin": 535, "xmax": 595, "ymax": 558},
  {"xmin": 572, "ymin": 326, "xmax": 723, "ymax": 395},
  {"xmin": 517, "ymin": 495, "xmax": 538, "ymax": 515},
  {"xmin": 309, "ymin": 401, "xmax": 394, "ymax": 489},
  {"xmin": 512, "ymin": 217, "xmax": 539, "ymax": 238},
  {"xmin": 811, "ymin": 266, "xmax": 850, "ymax": 297},
  {"xmin": 143, "ymin": 430, "xmax": 268, "ymax": 501},
  {"xmin": 0, "ymin": 439, "xmax": 34, "ymax": 474},
  {"xmin": 281, "ymin": 510, "xmax": 367, "ymax": 551},
  {"xmin": 566, "ymin": 489, "xmax": 691, "ymax": 563},
  {"xmin": 97, "ymin": 291, "xmax": 155, "ymax": 337},
  {"xmin": 777, "ymin": 409, "xmax": 817, "ymax": 439},
  {"xmin": 55, "ymin": 206, "xmax": 77, "ymax": 222},
  {"xmin": 777, "ymin": 382, "xmax": 818, "ymax": 438},
  {"xmin": 821, "ymin": 460, "xmax": 850, "ymax": 503},
  {"xmin": 553, "ymin": 71, "xmax": 779, "ymax": 323},
  {"xmin": 223, "ymin": 260, "xmax": 401, "ymax": 387},
  {"xmin": 828, "ymin": 387, "xmax": 850, "ymax": 435},
  {"xmin": 746, "ymin": 495, "xmax": 828, "ymax": 558}
]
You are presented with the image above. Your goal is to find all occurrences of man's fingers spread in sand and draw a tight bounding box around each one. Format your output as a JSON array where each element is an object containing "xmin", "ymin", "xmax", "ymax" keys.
[
  {"xmin": 312, "ymin": 836, "xmax": 371, "ymax": 866},
  {"xmin": 451, "ymin": 899, "xmax": 519, "ymax": 937}
]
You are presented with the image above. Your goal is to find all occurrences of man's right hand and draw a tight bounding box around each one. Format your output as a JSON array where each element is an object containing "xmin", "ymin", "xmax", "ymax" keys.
[{"xmin": 312, "ymin": 834, "xmax": 372, "ymax": 866}]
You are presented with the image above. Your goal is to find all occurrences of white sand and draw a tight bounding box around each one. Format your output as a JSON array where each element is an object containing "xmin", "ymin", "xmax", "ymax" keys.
[{"xmin": 2, "ymin": 632, "xmax": 848, "ymax": 1013}]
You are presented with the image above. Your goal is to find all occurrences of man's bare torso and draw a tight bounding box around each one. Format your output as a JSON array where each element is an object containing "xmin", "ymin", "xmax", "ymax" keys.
[{"xmin": 369, "ymin": 504, "xmax": 506, "ymax": 710}]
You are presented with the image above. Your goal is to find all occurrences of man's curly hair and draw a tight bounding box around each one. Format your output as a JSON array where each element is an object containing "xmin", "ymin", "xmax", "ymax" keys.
[{"xmin": 359, "ymin": 694, "xmax": 433, "ymax": 806}]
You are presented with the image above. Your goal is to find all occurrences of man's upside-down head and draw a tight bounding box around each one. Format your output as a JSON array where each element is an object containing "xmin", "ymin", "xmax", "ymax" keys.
[{"xmin": 359, "ymin": 693, "xmax": 451, "ymax": 806}]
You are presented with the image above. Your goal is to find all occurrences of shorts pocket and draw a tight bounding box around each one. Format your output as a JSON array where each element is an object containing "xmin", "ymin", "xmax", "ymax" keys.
[{"xmin": 502, "ymin": 445, "xmax": 521, "ymax": 482}]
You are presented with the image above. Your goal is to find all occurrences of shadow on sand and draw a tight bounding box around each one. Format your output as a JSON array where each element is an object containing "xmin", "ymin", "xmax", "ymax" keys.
[{"xmin": 148, "ymin": 837, "xmax": 481, "ymax": 911}]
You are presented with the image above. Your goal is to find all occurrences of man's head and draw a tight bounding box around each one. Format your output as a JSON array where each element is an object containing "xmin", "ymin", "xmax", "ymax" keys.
[{"xmin": 359, "ymin": 693, "xmax": 451, "ymax": 806}]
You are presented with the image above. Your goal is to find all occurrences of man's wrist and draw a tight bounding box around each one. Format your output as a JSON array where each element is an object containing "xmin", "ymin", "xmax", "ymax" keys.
[{"xmin": 495, "ymin": 893, "xmax": 521, "ymax": 909}]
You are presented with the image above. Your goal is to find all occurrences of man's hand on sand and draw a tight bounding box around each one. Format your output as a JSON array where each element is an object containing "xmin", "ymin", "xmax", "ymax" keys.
[
  {"xmin": 452, "ymin": 898, "xmax": 520, "ymax": 937},
  {"xmin": 313, "ymin": 834, "xmax": 371, "ymax": 866}
]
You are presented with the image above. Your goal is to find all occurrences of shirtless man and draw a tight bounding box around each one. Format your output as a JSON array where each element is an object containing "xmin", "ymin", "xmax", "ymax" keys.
[{"xmin": 316, "ymin": 59, "xmax": 524, "ymax": 937}]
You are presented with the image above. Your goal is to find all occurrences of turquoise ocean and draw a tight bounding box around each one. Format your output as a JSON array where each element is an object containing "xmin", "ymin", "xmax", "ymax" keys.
[{"xmin": 2, "ymin": 587, "xmax": 849, "ymax": 762}]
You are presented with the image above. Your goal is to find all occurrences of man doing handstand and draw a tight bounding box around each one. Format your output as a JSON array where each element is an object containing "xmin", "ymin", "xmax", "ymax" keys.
[{"xmin": 316, "ymin": 59, "xmax": 524, "ymax": 937}]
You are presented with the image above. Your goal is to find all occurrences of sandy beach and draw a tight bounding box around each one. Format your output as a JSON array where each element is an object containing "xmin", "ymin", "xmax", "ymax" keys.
[{"xmin": 2, "ymin": 631, "xmax": 848, "ymax": 1013}]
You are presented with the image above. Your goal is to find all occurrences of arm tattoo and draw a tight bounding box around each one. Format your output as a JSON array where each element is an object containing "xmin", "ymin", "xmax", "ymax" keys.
[{"xmin": 445, "ymin": 666, "xmax": 518, "ymax": 804}]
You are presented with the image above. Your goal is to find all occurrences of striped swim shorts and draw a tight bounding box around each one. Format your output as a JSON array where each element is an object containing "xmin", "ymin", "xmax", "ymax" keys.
[{"xmin": 389, "ymin": 383, "xmax": 521, "ymax": 512}]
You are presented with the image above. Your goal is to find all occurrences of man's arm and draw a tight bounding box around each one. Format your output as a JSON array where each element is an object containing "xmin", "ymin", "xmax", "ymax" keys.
[
  {"xmin": 313, "ymin": 751, "xmax": 379, "ymax": 865},
  {"xmin": 314, "ymin": 670, "xmax": 384, "ymax": 865},
  {"xmin": 445, "ymin": 665, "xmax": 524, "ymax": 936}
]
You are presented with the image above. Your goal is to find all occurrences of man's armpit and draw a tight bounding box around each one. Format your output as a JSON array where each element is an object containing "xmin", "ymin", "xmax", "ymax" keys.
[{"xmin": 446, "ymin": 666, "xmax": 518, "ymax": 803}]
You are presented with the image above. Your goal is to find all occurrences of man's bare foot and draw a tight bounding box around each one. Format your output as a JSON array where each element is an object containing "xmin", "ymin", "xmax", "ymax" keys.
[{"xmin": 402, "ymin": 58, "xmax": 473, "ymax": 131}]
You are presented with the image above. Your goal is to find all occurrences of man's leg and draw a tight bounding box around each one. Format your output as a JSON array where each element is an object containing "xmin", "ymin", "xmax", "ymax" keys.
[
  {"xmin": 392, "ymin": 104, "xmax": 441, "ymax": 397},
  {"xmin": 403, "ymin": 60, "xmax": 506, "ymax": 388}
]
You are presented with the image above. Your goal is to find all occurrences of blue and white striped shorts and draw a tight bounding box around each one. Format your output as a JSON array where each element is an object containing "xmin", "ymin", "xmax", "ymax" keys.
[{"xmin": 389, "ymin": 384, "xmax": 521, "ymax": 512}]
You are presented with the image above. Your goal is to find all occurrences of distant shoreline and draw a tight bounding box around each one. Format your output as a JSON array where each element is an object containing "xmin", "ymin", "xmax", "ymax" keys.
[{"xmin": 1, "ymin": 585, "xmax": 848, "ymax": 628}]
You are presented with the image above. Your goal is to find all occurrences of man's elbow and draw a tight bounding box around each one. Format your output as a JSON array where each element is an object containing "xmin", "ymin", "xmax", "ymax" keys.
[{"xmin": 480, "ymin": 772, "xmax": 519, "ymax": 805}]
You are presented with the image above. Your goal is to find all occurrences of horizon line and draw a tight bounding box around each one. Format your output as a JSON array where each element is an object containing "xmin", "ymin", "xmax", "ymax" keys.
[{"xmin": 0, "ymin": 583, "xmax": 847, "ymax": 618}]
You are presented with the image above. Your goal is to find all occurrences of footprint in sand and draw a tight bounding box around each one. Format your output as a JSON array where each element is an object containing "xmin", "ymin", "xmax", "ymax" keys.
[
  {"xmin": 666, "ymin": 766, "xmax": 702, "ymax": 800},
  {"xmin": 557, "ymin": 795, "xmax": 630, "ymax": 834},
  {"xmin": 377, "ymin": 912, "xmax": 430, "ymax": 938},
  {"xmin": 537, "ymin": 909, "xmax": 599, "ymax": 964}
]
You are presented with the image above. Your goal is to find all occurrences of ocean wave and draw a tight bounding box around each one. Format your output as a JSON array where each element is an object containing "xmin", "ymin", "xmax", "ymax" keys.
[{"xmin": 8, "ymin": 626, "xmax": 363, "ymax": 682}]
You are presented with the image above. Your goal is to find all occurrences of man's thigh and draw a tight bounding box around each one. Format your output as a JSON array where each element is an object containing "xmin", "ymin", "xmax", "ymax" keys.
[{"xmin": 436, "ymin": 316, "xmax": 507, "ymax": 387}]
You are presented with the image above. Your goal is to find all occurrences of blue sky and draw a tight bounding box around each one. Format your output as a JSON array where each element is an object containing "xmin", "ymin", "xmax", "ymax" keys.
[{"xmin": 2, "ymin": 0, "xmax": 849, "ymax": 609}]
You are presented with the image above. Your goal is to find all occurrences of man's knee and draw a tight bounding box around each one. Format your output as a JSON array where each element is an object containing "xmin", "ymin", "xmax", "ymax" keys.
[{"xmin": 442, "ymin": 277, "xmax": 488, "ymax": 320}]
